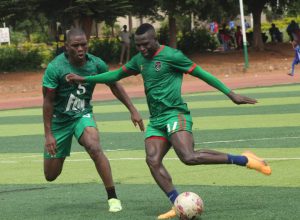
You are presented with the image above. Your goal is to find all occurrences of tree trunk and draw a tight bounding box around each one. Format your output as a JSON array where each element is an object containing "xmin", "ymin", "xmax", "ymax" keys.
[
  {"xmin": 80, "ymin": 16, "xmax": 93, "ymax": 40},
  {"xmin": 139, "ymin": 16, "xmax": 143, "ymax": 25},
  {"xmin": 48, "ymin": 20, "xmax": 57, "ymax": 41},
  {"xmin": 73, "ymin": 19, "xmax": 80, "ymax": 28},
  {"xmin": 249, "ymin": 0, "xmax": 267, "ymax": 51},
  {"xmin": 128, "ymin": 14, "xmax": 133, "ymax": 33},
  {"xmin": 168, "ymin": 14, "xmax": 177, "ymax": 48},
  {"xmin": 251, "ymin": 7, "xmax": 264, "ymax": 50},
  {"xmin": 95, "ymin": 21, "xmax": 99, "ymax": 38},
  {"xmin": 111, "ymin": 24, "xmax": 115, "ymax": 37},
  {"xmin": 25, "ymin": 29, "xmax": 31, "ymax": 42}
]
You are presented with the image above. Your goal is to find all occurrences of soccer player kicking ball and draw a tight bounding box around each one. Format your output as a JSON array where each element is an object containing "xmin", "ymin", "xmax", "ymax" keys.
[
  {"xmin": 66, "ymin": 23, "xmax": 272, "ymax": 219},
  {"xmin": 43, "ymin": 28, "xmax": 144, "ymax": 213}
]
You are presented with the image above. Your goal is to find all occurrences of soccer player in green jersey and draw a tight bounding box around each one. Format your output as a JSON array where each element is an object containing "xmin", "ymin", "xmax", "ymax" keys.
[
  {"xmin": 66, "ymin": 24, "xmax": 272, "ymax": 219},
  {"xmin": 42, "ymin": 28, "xmax": 144, "ymax": 213}
]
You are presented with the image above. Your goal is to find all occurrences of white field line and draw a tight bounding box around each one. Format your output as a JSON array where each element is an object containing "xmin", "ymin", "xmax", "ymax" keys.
[
  {"xmin": 1, "ymin": 136, "xmax": 299, "ymax": 163},
  {"xmin": 197, "ymin": 136, "xmax": 300, "ymax": 144},
  {"xmin": 2, "ymin": 136, "xmax": 299, "ymax": 160}
]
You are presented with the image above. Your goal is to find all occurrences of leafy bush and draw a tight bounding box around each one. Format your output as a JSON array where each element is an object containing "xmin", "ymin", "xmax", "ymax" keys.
[
  {"xmin": 0, "ymin": 43, "xmax": 55, "ymax": 71},
  {"xmin": 158, "ymin": 26, "xmax": 218, "ymax": 53},
  {"xmin": 0, "ymin": 46, "xmax": 40, "ymax": 71},
  {"xmin": 89, "ymin": 38, "xmax": 120, "ymax": 62},
  {"xmin": 89, "ymin": 38, "xmax": 137, "ymax": 63},
  {"xmin": 30, "ymin": 32, "xmax": 49, "ymax": 43},
  {"xmin": 177, "ymin": 29, "xmax": 219, "ymax": 53},
  {"xmin": 157, "ymin": 25, "xmax": 170, "ymax": 46},
  {"xmin": 10, "ymin": 31, "xmax": 27, "ymax": 45}
]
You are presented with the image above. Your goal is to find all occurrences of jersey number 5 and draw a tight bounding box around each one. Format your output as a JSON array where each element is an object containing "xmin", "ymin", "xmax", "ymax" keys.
[{"xmin": 66, "ymin": 84, "xmax": 86, "ymax": 111}]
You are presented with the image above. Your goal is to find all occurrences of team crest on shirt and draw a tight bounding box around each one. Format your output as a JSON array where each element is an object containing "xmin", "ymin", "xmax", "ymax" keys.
[{"xmin": 154, "ymin": 61, "xmax": 162, "ymax": 71}]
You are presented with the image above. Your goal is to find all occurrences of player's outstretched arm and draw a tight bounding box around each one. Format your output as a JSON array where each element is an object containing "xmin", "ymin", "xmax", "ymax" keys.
[
  {"xmin": 190, "ymin": 66, "xmax": 257, "ymax": 105},
  {"xmin": 66, "ymin": 68, "xmax": 127, "ymax": 84}
]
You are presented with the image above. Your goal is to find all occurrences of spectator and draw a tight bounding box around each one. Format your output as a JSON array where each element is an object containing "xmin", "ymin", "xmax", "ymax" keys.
[
  {"xmin": 245, "ymin": 19, "xmax": 251, "ymax": 30},
  {"xmin": 235, "ymin": 26, "xmax": 243, "ymax": 49},
  {"xmin": 219, "ymin": 23, "xmax": 231, "ymax": 51},
  {"xmin": 286, "ymin": 20, "xmax": 300, "ymax": 42},
  {"xmin": 119, "ymin": 25, "xmax": 131, "ymax": 65},
  {"xmin": 209, "ymin": 21, "xmax": 219, "ymax": 35},
  {"xmin": 229, "ymin": 20, "xmax": 235, "ymax": 30},
  {"xmin": 288, "ymin": 39, "xmax": 300, "ymax": 76},
  {"xmin": 269, "ymin": 23, "xmax": 283, "ymax": 43}
]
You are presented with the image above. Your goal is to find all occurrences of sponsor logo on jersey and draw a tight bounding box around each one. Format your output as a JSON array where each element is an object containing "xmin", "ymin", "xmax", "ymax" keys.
[{"xmin": 154, "ymin": 61, "xmax": 161, "ymax": 71}]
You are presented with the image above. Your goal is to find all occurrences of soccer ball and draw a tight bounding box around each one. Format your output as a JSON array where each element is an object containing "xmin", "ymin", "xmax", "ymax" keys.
[{"xmin": 174, "ymin": 192, "xmax": 204, "ymax": 219}]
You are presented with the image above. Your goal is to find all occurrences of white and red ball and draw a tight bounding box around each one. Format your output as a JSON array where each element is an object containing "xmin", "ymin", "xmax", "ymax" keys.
[{"xmin": 174, "ymin": 192, "xmax": 204, "ymax": 219}]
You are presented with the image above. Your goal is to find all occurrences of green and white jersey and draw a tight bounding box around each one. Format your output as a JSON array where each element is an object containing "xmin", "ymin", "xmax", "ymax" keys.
[
  {"xmin": 123, "ymin": 45, "xmax": 196, "ymax": 119},
  {"xmin": 42, "ymin": 53, "xmax": 108, "ymax": 122}
]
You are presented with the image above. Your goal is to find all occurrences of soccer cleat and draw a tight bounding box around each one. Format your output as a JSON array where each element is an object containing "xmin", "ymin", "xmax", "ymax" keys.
[
  {"xmin": 157, "ymin": 206, "xmax": 176, "ymax": 219},
  {"xmin": 108, "ymin": 198, "xmax": 122, "ymax": 212},
  {"xmin": 287, "ymin": 72, "xmax": 294, "ymax": 76},
  {"xmin": 242, "ymin": 151, "xmax": 272, "ymax": 175}
]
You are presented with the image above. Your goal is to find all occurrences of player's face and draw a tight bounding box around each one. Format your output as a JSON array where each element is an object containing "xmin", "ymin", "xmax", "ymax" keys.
[
  {"xmin": 66, "ymin": 34, "xmax": 88, "ymax": 64},
  {"xmin": 135, "ymin": 31, "xmax": 159, "ymax": 59}
]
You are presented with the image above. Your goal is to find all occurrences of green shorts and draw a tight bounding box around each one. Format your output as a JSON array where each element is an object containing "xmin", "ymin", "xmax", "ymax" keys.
[
  {"xmin": 145, "ymin": 113, "xmax": 193, "ymax": 141},
  {"xmin": 44, "ymin": 113, "xmax": 97, "ymax": 159}
]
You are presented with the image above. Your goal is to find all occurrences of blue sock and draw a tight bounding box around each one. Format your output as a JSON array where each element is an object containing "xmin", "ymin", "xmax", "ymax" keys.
[
  {"xmin": 227, "ymin": 154, "xmax": 248, "ymax": 166},
  {"xmin": 167, "ymin": 189, "xmax": 179, "ymax": 204}
]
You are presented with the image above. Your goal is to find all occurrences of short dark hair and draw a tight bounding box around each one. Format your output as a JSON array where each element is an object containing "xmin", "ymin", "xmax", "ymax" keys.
[
  {"xmin": 66, "ymin": 28, "xmax": 86, "ymax": 42},
  {"xmin": 135, "ymin": 23, "xmax": 155, "ymax": 35}
]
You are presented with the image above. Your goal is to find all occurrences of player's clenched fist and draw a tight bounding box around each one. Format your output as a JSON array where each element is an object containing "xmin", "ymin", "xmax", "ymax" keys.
[{"xmin": 65, "ymin": 73, "xmax": 85, "ymax": 83}]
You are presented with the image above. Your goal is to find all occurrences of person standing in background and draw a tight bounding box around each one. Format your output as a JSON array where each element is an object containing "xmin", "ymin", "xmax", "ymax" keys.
[
  {"xmin": 286, "ymin": 20, "xmax": 300, "ymax": 42},
  {"xmin": 119, "ymin": 25, "xmax": 131, "ymax": 65},
  {"xmin": 288, "ymin": 39, "xmax": 300, "ymax": 76}
]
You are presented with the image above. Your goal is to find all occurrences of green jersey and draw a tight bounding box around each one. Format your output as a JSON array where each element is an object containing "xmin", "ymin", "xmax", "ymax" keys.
[
  {"xmin": 42, "ymin": 53, "xmax": 108, "ymax": 122},
  {"xmin": 123, "ymin": 45, "xmax": 196, "ymax": 119}
]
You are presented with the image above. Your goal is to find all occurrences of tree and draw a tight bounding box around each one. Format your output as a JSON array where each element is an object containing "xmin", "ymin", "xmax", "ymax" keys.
[
  {"xmin": 245, "ymin": 0, "xmax": 298, "ymax": 50},
  {"xmin": 286, "ymin": 1, "xmax": 300, "ymax": 17},
  {"xmin": 62, "ymin": 0, "xmax": 132, "ymax": 39},
  {"xmin": 158, "ymin": 0, "xmax": 195, "ymax": 48},
  {"xmin": 157, "ymin": 0, "xmax": 240, "ymax": 48}
]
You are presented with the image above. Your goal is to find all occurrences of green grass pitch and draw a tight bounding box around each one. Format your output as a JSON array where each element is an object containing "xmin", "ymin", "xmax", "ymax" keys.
[{"xmin": 0, "ymin": 84, "xmax": 300, "ymax": 220}]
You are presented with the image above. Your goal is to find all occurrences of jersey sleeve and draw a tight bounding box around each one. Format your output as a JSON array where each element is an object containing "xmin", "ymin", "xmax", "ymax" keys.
[
  {"xmin": 85, "ymin": 68, "xmax": 129, "ymax": 83},
  {"xmin": 122, "ymin": 54, "xmax": 140, "ymax": 75},
  {"xmin": 191, "ymin": 66, "xmax": 231, "ymax": 95},
  {"xmin": 170, "ymin": 49, "xmax": 197, "ymax": 74},
  {"xmin": 42, "ymin": 63, "xmax": 59, "ymax": 89}
]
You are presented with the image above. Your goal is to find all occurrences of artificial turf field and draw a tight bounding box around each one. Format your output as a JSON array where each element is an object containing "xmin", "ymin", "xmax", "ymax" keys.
[{"xmin": 0, "ymin": 84, "xmax": 300, "ymax": 220}]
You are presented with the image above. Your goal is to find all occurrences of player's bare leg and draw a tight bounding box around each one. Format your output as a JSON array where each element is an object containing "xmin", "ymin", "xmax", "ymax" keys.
[
  {"xmin": 156, "ymin": 131, "xmax": 271, "ymax": 219},
  {"xmin": 145, "ymin": 137, "xmax": 177, "ymax": 219},
  {"xmin": 171, "ymin": 131, "xmax": 271, "ymax": 174},
  {"xmin": 79, "ymin": 127, "xmax": 122, "ymax": 212},
  {"xmin": 44, "ymin": 158, "xmax": 65, "ymax": 181},
  {"xmin": 171, "ymin": 131, "xmax": 228, "ymax": 164},
  {"xmin": 145, "ymin": 138, "xmax": 173, "ymax": 193}
]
